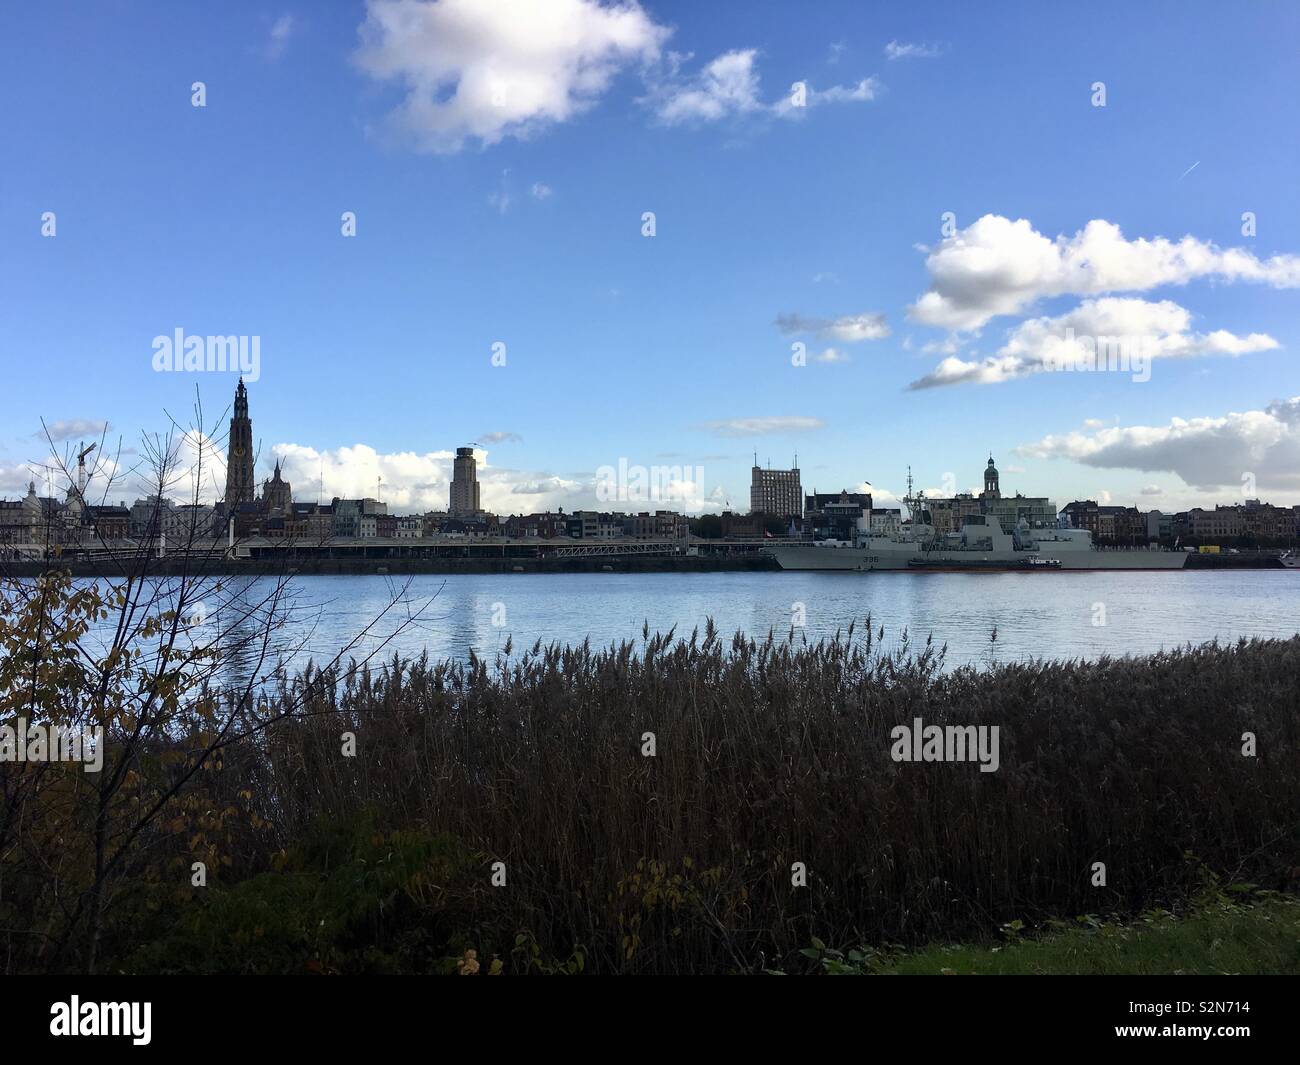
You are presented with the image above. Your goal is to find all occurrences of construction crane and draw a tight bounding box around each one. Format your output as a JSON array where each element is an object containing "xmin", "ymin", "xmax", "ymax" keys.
[{"xmin": 76, "ymin": 442, "xmax": 97, "ymax": 501}]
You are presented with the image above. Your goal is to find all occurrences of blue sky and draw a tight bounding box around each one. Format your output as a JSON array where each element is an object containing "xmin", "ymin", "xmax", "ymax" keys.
[{"xmin": 2, "ymin": 0, "xmax": 1298, "ymax": 515}]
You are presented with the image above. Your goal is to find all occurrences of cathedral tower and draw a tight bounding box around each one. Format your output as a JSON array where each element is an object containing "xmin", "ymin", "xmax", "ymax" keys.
[{"xmin": 225, "ymin": 378, "xmax": 255, "ymax": 505}]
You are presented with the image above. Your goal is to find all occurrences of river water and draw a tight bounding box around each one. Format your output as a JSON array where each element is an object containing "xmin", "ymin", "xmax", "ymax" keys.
[{"xmin": 176, "ymin": 569, "xmax": 1300, "ymax": 677}]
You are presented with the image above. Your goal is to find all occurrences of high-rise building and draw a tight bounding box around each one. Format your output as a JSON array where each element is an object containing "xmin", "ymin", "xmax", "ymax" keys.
[
  {"xmin": 750, "ymin": 461, "xmax": 802, "ymax": 519},
  {"xmin": 224, "ymin": 378, "xmax": 255, "ymax": 505},
  {"xmin": 450, "ymin": 447, "xmax": 481, "ymax": 516}
]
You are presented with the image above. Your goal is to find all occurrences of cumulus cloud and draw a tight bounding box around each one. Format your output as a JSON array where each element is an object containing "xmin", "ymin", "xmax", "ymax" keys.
[
  {"xmin": 646, "ymin": 48, "xmax": 879, "ymax": 125},
  {"xmin": 907, "ymin": 297, "xmax": 1279, "ymax": 389},
  {"xmin": 695, "ymin": 416, "xmax": 825, "ymax": 437},
  {"xmin": 884, "ymin": 40, "xmax": 944, "ymax": 60},
  {"xmin": 354, "ymin": 0, "xmax": 669, "ymax": 153},
  {"xmin": 774, "ymin": 311, "xmax": 890, "ymax": 342},
  {"xmin": 1017, "ymin": 397, "xmax": 1300, "ymax": 493},
  {"xmin": 270, "ymin": 443, "xmax": 732, "ymax": 513},
  {"xmin": 0, "ymin": 463, "xmax": 38, "ymax": 495},
  {"xmin": 647, "ymin": 48, "xmax": 763, "ymax": 124},
  {"xmin": 908, "ymin": 215, "xmax": 1300, "ymax": 331},
  {"xmin": 272, "ymin": 443, "xmax": 599, "ymax": 513}
]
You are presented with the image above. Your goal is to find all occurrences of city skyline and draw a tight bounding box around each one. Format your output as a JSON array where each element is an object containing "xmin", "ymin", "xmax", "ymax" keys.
[
  {"xmin": 20, "ymin": 372, "xmax": 1294, "ymax": 524},
  {"xmin": 3, "ymin": 1, "xmax": 1299, "ymax": 517}
]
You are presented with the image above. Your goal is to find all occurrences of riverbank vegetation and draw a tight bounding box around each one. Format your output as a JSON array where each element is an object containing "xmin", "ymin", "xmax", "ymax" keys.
[{"xmin": 2, "ymin": 570, "xmax": 1297, "ymax": 974}]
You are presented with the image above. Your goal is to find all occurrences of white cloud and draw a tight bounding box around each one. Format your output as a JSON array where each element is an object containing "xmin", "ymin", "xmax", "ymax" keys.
[
  {"xmin": 354, "ymin": 0, "xmax": 670, "ymax": 153},
  {"xmin": 884, "ymin": 40, "xmax": 944, "ymax": 60},
  {"xmin": 37, "ymin": 418, "xmax": 111, "ymax": 443},
  {"xmin": 814, "ymin": 348, "xmax": 849, "ymax": 363},
  {"xmin": 0, "ymin": 463, "xmax": 37, "ymax": 495},
  {"xmin": 273, "ymin": 443, "xmax": 595, "ymax": 513},
  {"xmin": 647, "ymin": 48, "xmax": 879, "ymax": 125},
  {"xmin": 265, "ymin": 14, "xmax": 295, "ymax": 60},
  {"xmin": 479, "ymin": 431, "xmax": 523, "ymax": 444},
  {"xmin": 1017, "ymin": 396, "xmax": 1300, "ymax": 493},
  {"xmin": 647, "ymin": 48, "xmax": 764, "ymax": 124},
  {"xmin": 267, "ymin": 442, "xmax": 730, "ymax": 514},
  {"xmin": 530, "ymin": 182, "xmax": 553, "ymax": 200},
  {"xmin": 696, "ymin": 416, "xmax": 825, "ymax": 437},
  {"xmin": 907, "ymin": 297, "xmax": 1278, "ymax": 389},
  {"xmin": 771, "ymin": 76, "xmax": 879, "ymax": 118},
  {"xmin": 920, "ymin": 335, "xmax": 963, "ymax": 356},
  {"xmin": 775, "ymin": 311, "xmax": 890, "ymax": 342},
  {"xmin": 908, "ymin": 215, "xmax": 1300, "ymax": 331}
]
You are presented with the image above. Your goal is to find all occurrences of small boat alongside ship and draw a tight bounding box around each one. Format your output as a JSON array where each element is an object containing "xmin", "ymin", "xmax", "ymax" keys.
[{"xmin": 906, "ymin": 555, "xmax": 1062, "ymax": 572}]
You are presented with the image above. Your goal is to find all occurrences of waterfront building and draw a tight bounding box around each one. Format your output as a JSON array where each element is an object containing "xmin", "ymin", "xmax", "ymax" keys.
[
  {"xmin": 923, "ymin": 493, "xmax": 983, "ymax": 535},
  {"xmin": 804, "ymin": 490, "xmax": 872, "ymax": 540},
  {"xmin": 750, "ymin": 462, "xmax": 802, "ymax": 519},
  {"xmin": 332, "ymin": 497, "xmax": 387, "ymax": 538},
  {"xmin": 624, "ymin": 510, "xmax": 689, "ymax": 539},
  {"xmin": 1147, "ymin": 510, "xmax": 1172, "ymax": 542},
  {"xmin": 0, "ymin": 482, "xmax": 46, "ymax": 544},
  {"xmin": 130, "ymin": 496, "xmax": 173, "ymax": 537},
  {"xmin": 395, "ymin": 516, "xmax": 423, "ymax": 538},
  {"xmin": 87, "ymin": 505, "xmax": 131, "ymax": 540},
  {"xmin": 869, "ymin": 508, "xmax": 902, "ymax": 536},
  {"xmin": 450, "ymin": 447, "xmax": 481, "ymax": 516},
  {"xmin": 566, "ymin": 511, "xmax": 625, "ymax": 539},
  {"xmin": 720, "ymin": 511, "xmax": 765, "ymax": 538},
  {"xmin": 283, "ymin": 502, "xmax": 334, "ymax": 540},
  {"xmin": 503, "ymin": 511, "xmax": 569, "ymax": 539},
  {"xmin": 163, "ymin": 504, "xmax": 215, "ymax": 542},
  {"xmin": 1186, "ymin": 500, "xmax": 1300, "ymax": 544},
  {"xmin": 1062, "ymin": 501, "xmax": 1147, "ymax": 545}
]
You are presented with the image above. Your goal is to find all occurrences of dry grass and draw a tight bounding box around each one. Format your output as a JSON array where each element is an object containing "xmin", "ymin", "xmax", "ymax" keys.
[{"xmin": 201, "ymin": 622, "xmax": 1300, "ymax": 973}]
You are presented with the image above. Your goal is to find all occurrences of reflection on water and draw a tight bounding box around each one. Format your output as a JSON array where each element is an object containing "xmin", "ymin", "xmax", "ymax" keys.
[{"xmin": 76, "ymin": 570, "xmax": 1300, "ymax": 679}]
